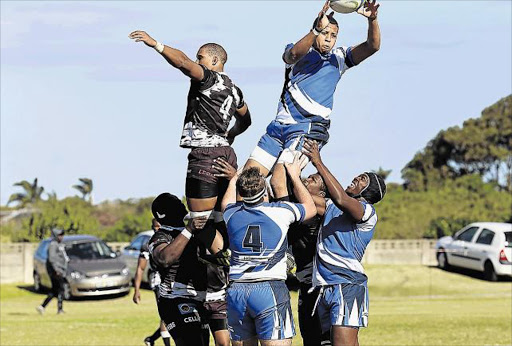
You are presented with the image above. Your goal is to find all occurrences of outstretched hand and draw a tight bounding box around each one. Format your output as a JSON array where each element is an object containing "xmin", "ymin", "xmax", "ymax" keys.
[
  {"xmin": 357, "ymin": 0, "xmax": 379, "ymax": 20},
  {"xmin": 284, "ymin": 152, "xmax": 308, "ymax": 178},
  {"xmin": 301, "ymin": 139, "xmax": 322, "ymax": 167},
  {"xmin": 213, "ymin": 158, "xmax": 237, "ymax": 180},
  {"xmin": 316, "ymin": 0, "xmax": 335, "ymax": 32},
  {"xmin": 128, "ymin": 30, "xmax": 157, "ymax": 47}
]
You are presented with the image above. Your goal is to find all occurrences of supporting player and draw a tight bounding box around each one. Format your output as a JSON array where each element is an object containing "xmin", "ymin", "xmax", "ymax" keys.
[
  {"xmin": 278, "ymin": 173, "xmax": 331, "ymax": 346},
  {"xmin": 221, "ymin": 154, "xmax": 317, "ymax": 346},
  {"xmin": 148, "ymin": 193, "xmax": 209, "ymax": 346},
  {"xmin": 129, "ymin": 30, "xmax": 252, "ymax": 252},
  {"xmin": 133, "ymin": 219, "xmax": 171, "ymax": 346},
  {"xmin": 245, "ymin": 0, "xmax": 381, "ymax": 196},
  {"xmin": 301, "ymin": 139, "xmax": 386, "ymax": 346}
]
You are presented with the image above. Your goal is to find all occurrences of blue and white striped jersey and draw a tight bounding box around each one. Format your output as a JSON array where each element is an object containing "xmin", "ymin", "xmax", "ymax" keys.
[
  {"xmin": 276, "ymin": 44, "xmax": 355, "ymax": 126},
  {"xmin": 224, "ymin": 201, "xmax": 306, "ymax": 282},
  {"xmin": 313, "ymin": 200, "xmax": 377, "ymax": 287}
]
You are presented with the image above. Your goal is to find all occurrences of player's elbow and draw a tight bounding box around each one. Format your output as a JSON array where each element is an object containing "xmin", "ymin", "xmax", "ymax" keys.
[{"xmin": 303, "ymin": 203, "xmax": 318, "ymax": 221}]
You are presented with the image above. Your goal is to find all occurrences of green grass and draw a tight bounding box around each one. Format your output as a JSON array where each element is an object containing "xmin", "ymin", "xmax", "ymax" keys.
[{"xmin": 1, "ymin": 265, "xmax": 510, "ymax": 345}]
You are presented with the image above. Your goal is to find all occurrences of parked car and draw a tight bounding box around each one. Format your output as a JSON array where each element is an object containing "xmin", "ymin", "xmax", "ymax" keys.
[
  {"xmin": 122, "ymin": 230, "xmax": 154, "ymax": 284},
  {"xmin": 33, "ymin": 235, "xmax": 131, "ymax": 299},
  {"xmin": 435, "ymin": 222, "xmax": 512, "ymax": 281}
]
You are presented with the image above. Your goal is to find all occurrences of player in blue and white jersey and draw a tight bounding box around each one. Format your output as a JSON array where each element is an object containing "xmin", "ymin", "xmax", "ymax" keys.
[
  {"xmin": 302, "ymin": 139, "xmax": 386, "ymax": 346},
  {"xmin": 220, "ymin": 154, "xmax": 317, "ymax": 345},
  {"xmin": 245, "ymin": 0, "xmax": 381, "ymax": 196}
]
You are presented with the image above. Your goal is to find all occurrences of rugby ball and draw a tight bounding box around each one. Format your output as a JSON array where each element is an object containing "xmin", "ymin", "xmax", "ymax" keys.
[{"xmin": 329, "ymin": 0, "xmax": 366, "ymax": 14}]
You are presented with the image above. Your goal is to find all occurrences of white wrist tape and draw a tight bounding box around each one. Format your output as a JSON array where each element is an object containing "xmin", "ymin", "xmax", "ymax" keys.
[
  {"xmin": 181, "ymin": 229, "xmax": 192, "ymax": 240},
  {"xmin": 312, "ymin": 28, "xmax": 321, "ymax": 36},
  {"xmin": 154, "ymin": 41, "xmax": 164, "ymax": 54}
]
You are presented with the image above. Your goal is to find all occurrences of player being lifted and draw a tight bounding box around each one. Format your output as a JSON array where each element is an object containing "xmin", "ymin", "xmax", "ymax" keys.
[
  {"xmin": 129, "ymin": 30, "xmax": 252, "ymax": 246},
  {"xmin": 245, "ymin": 0, "xmax": 380, "ymax": 196}
]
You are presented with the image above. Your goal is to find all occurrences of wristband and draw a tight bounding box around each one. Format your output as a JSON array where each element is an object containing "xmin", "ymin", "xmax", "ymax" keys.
[
  {"xmin": 181, "ymin": 229, "xmax": 192, "ymax": 240},
  {"xmin": 154, "ymin": 41, "xmax": 164, "ymax": 54},
  {"xmin": 312, "ymin": 28, "xmax": 321, "ymax": 36}
]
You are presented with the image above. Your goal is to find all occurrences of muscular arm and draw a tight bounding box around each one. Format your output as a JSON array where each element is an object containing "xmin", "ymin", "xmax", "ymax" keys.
[
  {"xmin": 129, "ymin": 30, "xmax": 204, "ymax": 81},
  {"xmin": 160, "ymin": 46, "xmax": 205, "ymax": 81},
  {"xmin": 303, "ymin": 140, "xmax": 364, "ymax": 221},
  {"xmin": 151, "ymin": 232, "xmax": 191, "ymax": 268},
  {"xmin": 283, "ymin": 0, "xmax": 332, "ymax": 65},
  {"xmin": 350, "ymin": 0, "xmax": 381, "ymax": 65},
  {"xmin": 221, "ymin": 173, "xmax": 239, "ymax": 212},
  {"xmin": 283, "ymin": 154, "xmax": 317, "ymax": 221},
  {"xmin": 227, "ymin": 104, "xmax": 252, "ymax": 144}
]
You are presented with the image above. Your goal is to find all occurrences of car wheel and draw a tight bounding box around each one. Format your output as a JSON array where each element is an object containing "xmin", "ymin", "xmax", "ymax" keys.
[
  {"xmin": 33, "ymin": 272, "xmax": 42, "ymax": 292},
  {"xmin": 483, "ymin": 261, "xmax": 498, "ymax": 282},
  {"xmin": 62, "ymin": 281, "xmax": 72, "ymax": 300},
  {"xmin": 437, "ymin": 249, "xmax": 450, "ymax": 270}
]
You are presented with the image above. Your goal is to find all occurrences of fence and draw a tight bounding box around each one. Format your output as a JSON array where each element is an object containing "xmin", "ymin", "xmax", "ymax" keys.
[{"xmin": 0, "ymin": 240, "xmax": 438, "ymax": 284}]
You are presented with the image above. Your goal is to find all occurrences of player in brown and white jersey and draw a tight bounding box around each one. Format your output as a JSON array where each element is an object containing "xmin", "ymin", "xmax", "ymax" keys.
[{"xmin": 129, "ymin": 31, "xmax": 252, "ymax": 257}]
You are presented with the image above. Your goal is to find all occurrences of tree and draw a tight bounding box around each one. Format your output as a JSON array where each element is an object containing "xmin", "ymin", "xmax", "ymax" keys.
[
  {"xmin": 373, "ymin": 167, "xmax": 392, "ymax": 181},
  {"xmin": 73, "ymin": 178, "xmax": 93, "ymax": 203},
  {"xmin": 7, "ymin": 178, "xmax": 44, "ymax": 207},
  {"xmin": 402, "ymin": 95, "xmax": 512, "ymax": 191}
]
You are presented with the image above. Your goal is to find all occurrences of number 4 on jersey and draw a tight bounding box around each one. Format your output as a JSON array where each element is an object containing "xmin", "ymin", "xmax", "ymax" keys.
[{"xmin": 243, "ymin": 225, "xmax": 263, "ymax": 252}]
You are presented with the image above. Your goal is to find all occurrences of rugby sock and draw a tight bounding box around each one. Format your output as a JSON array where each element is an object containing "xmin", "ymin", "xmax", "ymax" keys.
[
  {"xmin": 149, "ymin": 328, "xmax": 160, "ymax": 341},
  {"xmin": 161, "ymin": 331, "xmax": 171, "ymax": 346}
]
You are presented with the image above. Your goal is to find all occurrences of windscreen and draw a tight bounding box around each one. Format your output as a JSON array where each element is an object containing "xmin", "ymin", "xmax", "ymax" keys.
[{"xmin": 66, "ymin": 241, "xmax": 115, "ymax": 260}]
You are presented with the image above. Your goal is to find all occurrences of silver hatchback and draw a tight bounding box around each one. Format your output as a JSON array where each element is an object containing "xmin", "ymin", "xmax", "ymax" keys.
[{"xmin": 33, "ymin": 235, "xmax": 131, "ymax": 299}]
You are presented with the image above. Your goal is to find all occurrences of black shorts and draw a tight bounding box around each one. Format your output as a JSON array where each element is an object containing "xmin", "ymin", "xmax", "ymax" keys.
[
  {"xmin": 186, "ymin": 146, "xmax": 237, "ymax": 199},
  {"xmin": 157, "ymin": 297, "xmax": 209, "ymax": 345},
  {"xmin": 203, "ymin": 299, "xmax": 228, "ymax": 333},
  {"xmin": 298, "ymin": 283, "xmax": 330, "ymax": 346}
]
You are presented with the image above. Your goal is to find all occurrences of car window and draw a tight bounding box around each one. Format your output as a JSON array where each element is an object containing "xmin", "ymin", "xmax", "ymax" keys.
[
  {"xmin": 475, "ymin": 229, "xmax": 495, "ymax": 245},
  {"xmin": 505, "ymin": 232, "xmax": 512, "ymax": 248},
  {"xmin": 455, "ymin": 227, "xmax": 479, "ymax": 242},
  {"xmin": 130, "ymin": 236, "xmax": 146, "ymax": 251},
  {"xmin": 35, "ymin": 240, "xmax": 51, "ymax": 259},
  {"xmin": 65, "ymin": 241, "xmax": 116, "ymax": 260}
]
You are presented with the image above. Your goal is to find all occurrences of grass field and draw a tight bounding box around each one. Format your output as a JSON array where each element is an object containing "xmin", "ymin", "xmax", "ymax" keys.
[{"xmin": 1, "ymin": 265, "xmax": 510, "ymax": 345}]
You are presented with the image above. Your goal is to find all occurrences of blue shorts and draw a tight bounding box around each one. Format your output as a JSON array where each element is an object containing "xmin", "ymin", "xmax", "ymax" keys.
[
  {"xmin": 249, "ymin": 120, "xmax": 329, "ymax": 172},
  {"xmin": 227, "ymin": 280, "xmax": 295, "ymax": 341},
  {"xmin": 317, "ymin": 283, "xmax": 369, "ymax": 333}
]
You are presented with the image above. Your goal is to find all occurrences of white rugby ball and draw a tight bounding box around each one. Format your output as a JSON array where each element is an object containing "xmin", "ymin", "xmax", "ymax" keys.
[{"xmin": 329, "ymin": 0, "xmax": 366, "ymax": 14}]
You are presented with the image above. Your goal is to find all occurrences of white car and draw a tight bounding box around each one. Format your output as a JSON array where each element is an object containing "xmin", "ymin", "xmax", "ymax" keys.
[{"xmin": 436, "ymin": 222, "xmax": 512, "ymax": 281}]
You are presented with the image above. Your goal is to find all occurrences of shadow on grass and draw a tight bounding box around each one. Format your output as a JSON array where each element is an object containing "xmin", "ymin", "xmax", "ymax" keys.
[
  {"xmin": 16, "ymin": 284, "xmax": 131, "ymax": 301},
  {"xmin": 427, "ymin": 265, "xmax": 512, "ymax": 282}
]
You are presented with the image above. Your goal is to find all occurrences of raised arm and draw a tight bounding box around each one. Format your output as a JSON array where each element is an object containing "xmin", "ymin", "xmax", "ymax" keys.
[
  {"xmin": 227, "ymin": 104, "xmax": 252, "ymax": 145},
  {"xmin": 350, "ymin": 0, "xmax": 381, "ymax": 66},
  {"xmin": 283, "ymin": 153, "xmax": 317, "ymax": 221},
  {"xmin": 302, "ymin": 139, "xmax": 364, "ymax": 221},
  {"xmin": 221, "ymin": 170, "xmax": 239, "ymax": 212},
  {"xmin": 283, "ymin": 0, "xmax": 333, "ymax": 65},
  {"xmin": 129, "ymin": 30, "xmax": 204, "ymax": 81},
  {"xmin": 151, "ymin": 217, "xmax": 207, "ymax": 267}
]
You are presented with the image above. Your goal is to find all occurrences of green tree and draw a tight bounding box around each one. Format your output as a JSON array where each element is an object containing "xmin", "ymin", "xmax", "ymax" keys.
[
  {"xmin": 73, "ymin": 178, "xmax": 93, "ymax": 203},
  {"xmin": 7, "ymin": 178, "xmax": 44, "ymax": 207}
]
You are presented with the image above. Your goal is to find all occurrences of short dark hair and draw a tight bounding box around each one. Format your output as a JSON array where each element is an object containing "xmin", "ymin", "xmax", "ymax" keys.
[
  {"xmin": 361, "ymin": 172, "xmax": 387, "ymax": 204},
  {"xmin": 199, "ymin": 43, "xmax": 228, "ymax": 64},
  {"xmin": 237, "ymin": 167, "xmax": 266, "ymax": 200},
  {"xmin": 151, "ymin": 193, "xmax": 187, "ymax": 227},
  {"xmin": 312, "ymin": 16, "xmax": 339, "ymax": 31}
]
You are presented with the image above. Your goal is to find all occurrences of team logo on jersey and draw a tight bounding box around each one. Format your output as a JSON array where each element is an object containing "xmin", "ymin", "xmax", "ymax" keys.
[
  {"xmin": 156, "ymin": 212, "xmax": 166, "ymax": 219},
  {"xmin": 178, "ymin": 303, "xmax": 197, "ymax": 315},
  {"xmin": 166, "ymin": 322, "xmax": 176, "ymax": 330}
]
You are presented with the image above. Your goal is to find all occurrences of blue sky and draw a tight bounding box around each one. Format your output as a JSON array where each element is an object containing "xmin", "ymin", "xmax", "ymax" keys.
[{"xmin": 1, "ymin": 1, "xmax": 511, "ymax": 205}]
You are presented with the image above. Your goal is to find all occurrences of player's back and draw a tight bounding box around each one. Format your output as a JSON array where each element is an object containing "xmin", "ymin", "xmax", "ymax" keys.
[{"xmin": 223, "ymin": 201, "xmax": 305, "ymax": 282}]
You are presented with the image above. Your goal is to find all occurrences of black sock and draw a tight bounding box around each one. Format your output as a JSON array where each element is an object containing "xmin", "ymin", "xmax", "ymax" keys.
[
  {"xmin": 149, "ymin": 328, "xmax": 160, "ymax": 341},
  {"xmin": 162, "ymin": 337, "xmax": 171, "ymax": 346}
]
